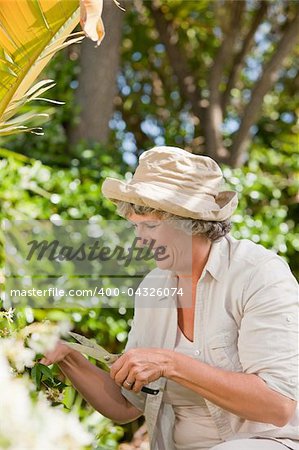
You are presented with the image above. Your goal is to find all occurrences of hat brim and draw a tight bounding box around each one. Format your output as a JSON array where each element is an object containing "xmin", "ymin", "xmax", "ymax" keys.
[{"xmin": 102, "ymin": 178, "xmax": 238, "ymax": 221}]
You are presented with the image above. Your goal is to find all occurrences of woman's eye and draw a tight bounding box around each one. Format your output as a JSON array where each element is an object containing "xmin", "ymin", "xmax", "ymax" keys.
[{"xmin": 131, "ymin": 222, "xmax": 160, "ymax": 229}]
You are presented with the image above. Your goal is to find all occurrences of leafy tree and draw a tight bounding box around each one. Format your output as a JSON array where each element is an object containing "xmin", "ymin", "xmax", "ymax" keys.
[{"xmin": 117, "ymin": 0, "xmax": 299, "ymax": 167}]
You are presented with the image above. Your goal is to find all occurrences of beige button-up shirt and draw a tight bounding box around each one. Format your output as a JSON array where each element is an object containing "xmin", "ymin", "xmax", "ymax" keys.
[{"xmin": 121, "ymin": 235, "xmax": 299, "ymax": 450}]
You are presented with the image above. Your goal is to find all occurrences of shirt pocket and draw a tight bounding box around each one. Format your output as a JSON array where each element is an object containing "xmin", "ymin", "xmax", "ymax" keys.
[{"xmin": 208, "ymin": 331, "xmax": 243, "ymax": 372}]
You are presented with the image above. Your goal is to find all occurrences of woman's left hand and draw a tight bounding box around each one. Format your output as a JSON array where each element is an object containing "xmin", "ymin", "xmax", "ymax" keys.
[{"xmin": 110, "ymin": 348, "xmax": 175, "ymax": 393}]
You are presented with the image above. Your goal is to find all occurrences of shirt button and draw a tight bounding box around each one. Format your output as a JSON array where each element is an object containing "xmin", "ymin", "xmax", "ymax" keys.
[
  {"xmin": 286, "ymin": 316, "xmax": 292, "ymax": 322},
  {"xmin": 194, "ymin": 350, "xmax": 201, "ymax": 356}
]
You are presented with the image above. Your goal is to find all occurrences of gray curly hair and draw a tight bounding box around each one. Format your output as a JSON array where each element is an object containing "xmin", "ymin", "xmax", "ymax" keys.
[{"xmin": 114, "ymin": 201, "xmax": 231, "ymax": 242}]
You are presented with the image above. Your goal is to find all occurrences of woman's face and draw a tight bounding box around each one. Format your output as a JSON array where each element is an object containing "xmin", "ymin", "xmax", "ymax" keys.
[{"xmin": 128, "ymin": 213, "xmax": 193, "ymax": 273}]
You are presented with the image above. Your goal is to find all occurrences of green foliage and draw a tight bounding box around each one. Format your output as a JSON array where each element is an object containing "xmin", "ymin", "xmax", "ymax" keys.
[
  {"xmin": 31, "ymin": 363, "xmax": 55, "ymax": 389},
  {"xmin": 225, "ymin": 142, "xmax": 299, "ymax": 277},
  {"xmin": 0, "ymin": 149, "xmax": 132, "ymax": 448},
  {"xmin": 0, "ymin": 148, "xmax": 120, "ymax": 221},
  {"xmin": 114, "ymin": 1, "xmax": 299, "ymax": 158}
]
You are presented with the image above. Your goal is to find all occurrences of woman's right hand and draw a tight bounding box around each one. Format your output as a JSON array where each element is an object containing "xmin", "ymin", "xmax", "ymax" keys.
[{"xmin": 39, "ymin": 340, "xmax": 77, "ymax": 365}]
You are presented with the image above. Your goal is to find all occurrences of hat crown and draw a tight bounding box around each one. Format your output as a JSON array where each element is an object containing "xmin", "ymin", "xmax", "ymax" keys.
[
  {"xmin": 101, "ymin": 145, "xmax": 238, "ymax": 221},
  {"xmin": 133, "ymin": 146, "xmax": 223, "ymax": 197}
]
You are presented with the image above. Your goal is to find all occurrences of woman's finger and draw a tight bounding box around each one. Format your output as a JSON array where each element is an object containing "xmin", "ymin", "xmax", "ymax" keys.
[
  {"xmin": 110, "ymin": 353, "xmax": 127, "ymax": 379},
  {"xmin": 38, "ymin": 341, "xmax": 72, "ymax": 366},
  {"xmin": 129, "ymin": 369, "xmax": 149, "ymax": 393},
  {"xmin": 111, "ymin": 362, "xmax": 130, "ymax": 387},
  {"xmin": 122, "ymin": 379, "xmax": 135, "ymax": 390},
  {"xmin": 110, "ymin": 356, "xmax": 132, "ymax": 387},
  {"xmin": 131, "ymin": 379, "xmax": 145, "ymax": 393},
  {"xmin": 39, "ymin": 357, "xmax": 51, "ymax": 365}
]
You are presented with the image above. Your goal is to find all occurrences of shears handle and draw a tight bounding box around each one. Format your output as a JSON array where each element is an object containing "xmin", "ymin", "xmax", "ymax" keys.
[{"xmin": 141, "ymin": 386, "xmax": 159, "ymax": 395}]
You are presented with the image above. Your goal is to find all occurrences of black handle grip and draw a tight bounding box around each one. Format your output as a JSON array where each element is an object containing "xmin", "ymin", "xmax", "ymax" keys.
[{"xmin": 141, "ymin": 386, "xmax": 159, "ymax": 395}]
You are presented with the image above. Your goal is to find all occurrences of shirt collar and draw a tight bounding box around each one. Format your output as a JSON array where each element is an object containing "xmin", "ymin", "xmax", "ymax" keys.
[
  {"xmin": 156, "ymin": 236, "xmax": 231, "ymax": 301},
  {"xmin": 142, "ymin": 268, "xmax": 177, "ymax": 302},
  {"xmin": 204, "ymin": 236, "xmax": 230, "ymax": 282}
]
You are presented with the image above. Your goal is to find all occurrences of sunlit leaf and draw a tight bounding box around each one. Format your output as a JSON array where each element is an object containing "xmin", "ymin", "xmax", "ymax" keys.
[{"xmin": 0, "ymin": 0, "xmax": 82, "ymax": 134}]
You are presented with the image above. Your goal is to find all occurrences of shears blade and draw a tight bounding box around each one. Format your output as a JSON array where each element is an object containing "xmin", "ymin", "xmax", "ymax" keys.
[
  {"xmin": 64, "ymin": 331, "xmax": 119, "ymax": 366},
  {"xmin": 63, "ymin": 332, "xmax": 160, "ymax": 396}
]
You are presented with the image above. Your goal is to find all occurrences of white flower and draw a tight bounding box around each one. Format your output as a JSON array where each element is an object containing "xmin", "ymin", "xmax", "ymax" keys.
[
  {"xmin": 28, "ymin": 332, "xmax": 58, "ymax": 354},
  {"xmin": 0, "ymin": 338, "xmax": 35, "ymax": 372},
  {"xmin": 0, "ymin": 307, "xmax": 15, "ymax": 323},
  {"xmin": 0, "ymin": 321, "xmax": 93, "ymax": 448},
  {"xmin": 0, "ymin": 351, "xmax": 12, "ymax": 380},
  {"xmin": 57, "ymin": 320, "xmax": 72, "ymax": 336},
  {"xmin": 0, "ymin": 350, "xmax": 92, "ymax": 449},
  {"xmin": 24, "ymin": 320, "xmax": 71, "ymax": 354}
]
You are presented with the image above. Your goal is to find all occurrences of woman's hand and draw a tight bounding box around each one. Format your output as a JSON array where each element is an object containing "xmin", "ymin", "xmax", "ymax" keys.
[
  {"xmin": 39, "ymin": 340, "xmax": 77, "ymax": 365},
  {"xmin": 110, "ymin": 348, "xmax": 175, "ymax": 393}
]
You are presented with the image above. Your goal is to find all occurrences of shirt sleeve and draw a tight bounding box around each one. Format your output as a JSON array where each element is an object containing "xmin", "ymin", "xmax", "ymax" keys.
[
  {"xmin": 120, "ymin": 318, "xmax": 146, "ymax": 413},
  {"xmin": 238, "ymin": 255, "xmax": 298, "ymax": 400}
]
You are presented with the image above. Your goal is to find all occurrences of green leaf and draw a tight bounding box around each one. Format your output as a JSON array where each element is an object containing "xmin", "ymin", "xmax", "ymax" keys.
[
  {"xmin": 39, "ymin": 363, "xmax": 54, "ymax": 381},
  {"xmin": 0, "ymin": 0, "xmax": 81, "ymax": 134},
  {"xmin": 63, "ymin": 386, "xmax": 76, "ymax": 409},
  {"xmin": 31, "ymin": 364, "xmax": 42, "ymax": 389},
  {"xmin": 0, "ymin": 147, "xmax": 31, "ymax": 161}
]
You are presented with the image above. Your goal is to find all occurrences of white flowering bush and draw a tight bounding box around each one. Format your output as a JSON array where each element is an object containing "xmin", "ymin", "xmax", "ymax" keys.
[
  {"xmin": 0, "ymin": 362, "xmax": 92, "ymax": 449},
  {"xmin": 0, "ymin": 313, "xmax": 93, "ymax": 450}
]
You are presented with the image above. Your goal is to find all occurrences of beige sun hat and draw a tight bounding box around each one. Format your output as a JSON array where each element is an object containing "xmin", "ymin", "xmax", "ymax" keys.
[{"xmin": 101, "ymin": 146, "xmax": 238, "ymax": 221}]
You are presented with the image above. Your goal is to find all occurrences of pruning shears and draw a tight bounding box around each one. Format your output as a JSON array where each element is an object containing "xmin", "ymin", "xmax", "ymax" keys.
[{"xmin": 64, "ymin": 331, "xmax": 159, "ymax": 396}]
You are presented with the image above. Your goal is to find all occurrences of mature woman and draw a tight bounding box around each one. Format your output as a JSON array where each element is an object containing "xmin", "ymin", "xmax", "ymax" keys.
[{"xmin": 41, "ymin": 146, "xmax": 298, "ymax": 450}]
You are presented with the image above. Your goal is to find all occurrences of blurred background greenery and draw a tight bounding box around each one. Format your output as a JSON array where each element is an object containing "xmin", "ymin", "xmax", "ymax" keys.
[{"xmin": 0, "ymin": 0, "xmax": 298, "ymax": 448}]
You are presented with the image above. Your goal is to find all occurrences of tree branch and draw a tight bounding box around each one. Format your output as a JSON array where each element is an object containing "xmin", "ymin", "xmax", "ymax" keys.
[
  {"xmin": 204, "ymin": 1, "xmax": 244, "ymax": 160},
  {"xmin": 147, "ymin": 0, "xmax": 203, "ymax": 121},
  {"xmin": 209, "ymin": 1, "xmax": 245, "ymax": 95},
  {"xmin": 229, "ymin": 7, "xmax": 299, "ymax": 167},
  {"xmin": 221, "ymin": 1, "xmax": 269, "ymax": 114}
]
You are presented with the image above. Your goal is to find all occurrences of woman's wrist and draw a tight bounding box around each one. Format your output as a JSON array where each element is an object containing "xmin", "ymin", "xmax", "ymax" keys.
[
  {"xmin": 162, "ymin": 350, "xmax": 194, "ymax": 380},
  {"xmin": 158, "ymin": 349, "xmax": 177, "ymax": 379}
]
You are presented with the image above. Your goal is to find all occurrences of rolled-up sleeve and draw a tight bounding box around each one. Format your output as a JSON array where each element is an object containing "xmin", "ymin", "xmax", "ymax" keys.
[
  {"xmin": 120, "ymin": 318, "xmax": 146, "ymax": 413},
  {"xmin": 238, "ymin": 256, "xmax": 298, "ymax": 400}
]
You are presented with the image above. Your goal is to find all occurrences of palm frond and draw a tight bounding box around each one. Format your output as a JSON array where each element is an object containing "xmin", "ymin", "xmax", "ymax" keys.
[
  {"xmin": 0, "ymin": 0, "xmax": 114, "ymax": 137},
  {"xmin": 0, "ymin": 0, "xmax": 81, "ymax": 133}
]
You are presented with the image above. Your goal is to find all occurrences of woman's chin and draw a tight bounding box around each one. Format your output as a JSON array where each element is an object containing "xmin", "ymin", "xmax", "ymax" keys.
[{"xmin": 154, "ymin": 259, "xmax": 173, "ymax": 271}]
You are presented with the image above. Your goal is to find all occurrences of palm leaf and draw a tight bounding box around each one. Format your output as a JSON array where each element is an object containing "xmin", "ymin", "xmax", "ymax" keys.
[{"xmin": 0, "ymin": 0, "xmax": 83, "ymax": 133}]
